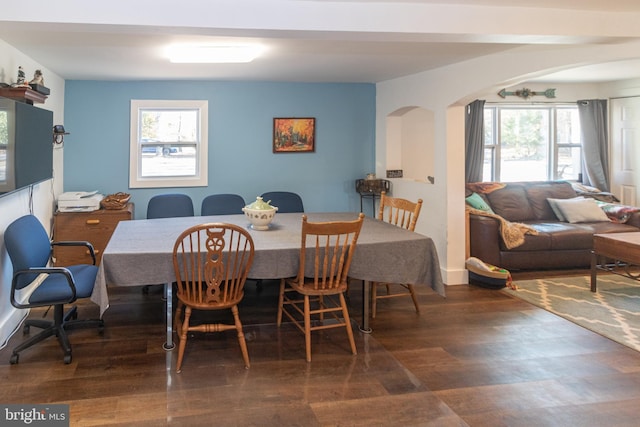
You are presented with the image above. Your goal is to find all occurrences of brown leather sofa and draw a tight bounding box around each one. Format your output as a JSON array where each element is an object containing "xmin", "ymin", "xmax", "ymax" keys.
[{"xmin": 467, "ymin": 181, "xmax": 640, "ymax": 270}]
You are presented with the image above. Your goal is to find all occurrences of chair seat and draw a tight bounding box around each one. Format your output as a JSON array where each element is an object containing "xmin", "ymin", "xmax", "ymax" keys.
[
  {"xmin": 176, "ymin": 292, "xmax": 244, "ymax": 311},
  {"xmin": 29, "ymin": 264, "xmax": 98, "ymax": 304},
  {"xmin": 288, "ymin": 279, "xmax": 348, "ymax": 296}
]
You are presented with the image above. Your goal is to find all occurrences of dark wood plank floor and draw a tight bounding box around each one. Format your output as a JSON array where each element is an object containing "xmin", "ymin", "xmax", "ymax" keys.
[{"xmin": 1, "ymin": 275, "xmax": 640, "ymax": 426}]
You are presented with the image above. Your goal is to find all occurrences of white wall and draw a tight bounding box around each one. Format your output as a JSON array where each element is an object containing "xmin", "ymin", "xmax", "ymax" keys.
[
  {"xmin": 376, "ymin": 41, "xmax": 640, "ymax": 286},
  {"xmin": 601, "ymin": 78, "xmax": 640, "ymax": 99},
  {"xmin": 0, "ymin": 38, "xmax": 65, "ymax": 348}
]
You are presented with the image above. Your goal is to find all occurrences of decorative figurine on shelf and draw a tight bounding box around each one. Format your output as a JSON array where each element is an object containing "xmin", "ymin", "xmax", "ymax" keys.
[
  {"xmin": 30, "ymin": 69, "xmax": 44, "ymax": 86},
  {"xmin": 15, "ymin": 66, "xmax": 27, "ymax": 86}
]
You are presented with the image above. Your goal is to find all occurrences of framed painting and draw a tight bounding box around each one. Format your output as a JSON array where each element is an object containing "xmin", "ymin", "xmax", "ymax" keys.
[{"xmin": 273, "ymin": 117, "xmax": 315, "ymax": 153}]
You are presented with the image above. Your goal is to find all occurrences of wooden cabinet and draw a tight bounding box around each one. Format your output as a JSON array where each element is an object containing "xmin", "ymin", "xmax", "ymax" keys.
[{"xmin": 53, "ymin": 204, "xmax": 134, "ymax": 266}]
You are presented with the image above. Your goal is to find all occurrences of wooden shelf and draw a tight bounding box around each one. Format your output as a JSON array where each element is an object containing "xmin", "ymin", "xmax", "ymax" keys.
[{"xmin": 0, "ymin": 87, "xmax": 48, "ymax": 104}]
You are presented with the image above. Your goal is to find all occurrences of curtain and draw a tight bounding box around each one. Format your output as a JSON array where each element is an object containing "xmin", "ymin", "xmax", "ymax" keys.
[
  {"xmin": 465, "ymin": 99, "xmax": 486, "ymax": 183},
  {"xmin": 578, "ymin": 99, "xmax": 610, "ymax": 191}
]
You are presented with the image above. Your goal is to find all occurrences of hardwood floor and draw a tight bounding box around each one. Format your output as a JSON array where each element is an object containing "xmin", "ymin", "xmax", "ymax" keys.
[{"xmin": 1, "ymin": 276, "xmax": 640, "ymax": 426}]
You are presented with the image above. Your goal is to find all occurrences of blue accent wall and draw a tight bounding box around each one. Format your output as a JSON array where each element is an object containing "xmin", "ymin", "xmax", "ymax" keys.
[{"xmin": 64, "ymin": 81, "xmax": 375, "ymax": 219}]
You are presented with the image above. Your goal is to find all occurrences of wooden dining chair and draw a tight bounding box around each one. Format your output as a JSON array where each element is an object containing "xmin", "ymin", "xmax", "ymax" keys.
[
  {"xmin": 277, "ymin": 213, "xmax": 364, "ymax": 362},
  {"xmin": 172, "ymin": 223, "xmax": 255, "ymax": 372},
  {"xmin": 371, "ymin": 191, "xmax": 423, "ymax": 318}
]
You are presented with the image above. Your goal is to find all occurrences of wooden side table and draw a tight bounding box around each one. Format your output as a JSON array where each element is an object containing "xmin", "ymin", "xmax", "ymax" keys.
[
  {"xmin": 53, "ymin": 203, "xmax": 134, "ymax": 266},
  {"xmin": 355, "ymin": 179, "xmax": 390, "ymax": 217}
]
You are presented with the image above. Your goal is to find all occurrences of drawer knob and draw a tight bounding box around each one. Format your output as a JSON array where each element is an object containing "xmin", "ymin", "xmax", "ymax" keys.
[
  {"xmin": 86, "ymin": 219, "xmax": 100, "ymax": 225},
  {"xmin": 86, "ymin": 249, "xmax": 100, "ymax": 255}
]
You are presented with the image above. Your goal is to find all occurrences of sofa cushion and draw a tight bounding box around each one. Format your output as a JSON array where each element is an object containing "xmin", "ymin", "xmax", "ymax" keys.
[
  {"xmin": 525, "ymin": 181, "xmax": 577, "ymax": 220},
  {"xmin": 500, "ymin": 226, "xmax": 551, "ymax": 251},
  {"xmin": 501, "ymin": 221, "xmax": 590, "ymax": 252},
  {"xmin": 575, "ymin": 221, "xmax": 640, "ymax": 235},
  {"xmin": 486, "ymin": 184, "xmax": 534, "ymax": 222}
]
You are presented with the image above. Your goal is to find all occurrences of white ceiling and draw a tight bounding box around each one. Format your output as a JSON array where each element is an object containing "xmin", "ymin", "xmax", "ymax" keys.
[{"xmin": 1, "ymin": 0, "xmax": 640, "ymax": 84}]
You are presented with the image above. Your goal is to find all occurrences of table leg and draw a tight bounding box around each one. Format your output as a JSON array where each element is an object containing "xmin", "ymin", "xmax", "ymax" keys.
[
  {"xmin": 590, "ymin": 250, "xmax": 598, "ymax": 292},
  {"xmin": 372, "ymin": 195, "xmax": 377, "ymax": 218},
  {"xmin": 163, "ymin": 283, "xmax": 175, "ymax": 350},
  {"xmin": 359, "ymin": 280, "xmax": 372, "ymax": 334}
]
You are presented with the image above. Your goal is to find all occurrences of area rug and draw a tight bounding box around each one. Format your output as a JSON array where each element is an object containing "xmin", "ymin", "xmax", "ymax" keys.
[{"xmin": 504, "ymin": 275, "xmax": 640, "ymax": 352}]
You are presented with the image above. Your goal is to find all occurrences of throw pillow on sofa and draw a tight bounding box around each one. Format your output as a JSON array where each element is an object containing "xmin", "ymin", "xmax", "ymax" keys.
[
  {"xmin": 547, "ymin": 196, "xmax": 583, "ymax": 221},
  {"xmin": 547, "ymin": 197, "xmax": 610, "ymax": 223},
  {"xmin": 466, "ymin": 192, "xmax": 494, "ymax": 213}
]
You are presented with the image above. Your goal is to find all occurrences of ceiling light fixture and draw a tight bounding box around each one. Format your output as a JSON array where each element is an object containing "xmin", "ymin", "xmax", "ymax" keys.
[{"xmin": 167, "ymin": 44, "xmax": 265, "ymax": 64}]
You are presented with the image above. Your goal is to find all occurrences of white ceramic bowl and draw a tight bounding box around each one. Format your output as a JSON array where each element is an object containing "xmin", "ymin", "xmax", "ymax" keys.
[
  {"xmin": 242, "ymin": 197, "xmax": 279, "ymax": 230},
  {"xmin": 242, "ymin": 207, "xmax": 278, "ymax": 230}
]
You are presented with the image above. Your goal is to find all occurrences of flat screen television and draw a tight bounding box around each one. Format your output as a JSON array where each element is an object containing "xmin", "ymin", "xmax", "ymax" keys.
[{"xmin": 0, "ymin": 97, "xmax": 53, "ymax": 196}]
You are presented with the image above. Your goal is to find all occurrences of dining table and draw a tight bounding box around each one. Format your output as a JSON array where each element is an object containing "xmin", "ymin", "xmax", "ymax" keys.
[{"xmin": 92, "ymin": 212, "xmax": 445, "ymax": 349}]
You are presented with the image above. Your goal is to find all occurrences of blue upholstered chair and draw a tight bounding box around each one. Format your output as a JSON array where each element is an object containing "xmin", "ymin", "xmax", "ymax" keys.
[
  {"xmin": 4, "ymin": 215, "xmax": 104, "ymax": 364},
  {"xmin": 201, "ymin": 193, "xmax": 246, "ymax": 216},
  {"xmin": 145, "ymin": 194, "xmax": 194, "ymax": 295},
  {"xmin": 260, "ymin": 191, "xmax": 304, "ymax": 213},
  {"xmin": 147, "ymin": 193, "xmax": 194, "ymax": 219}
]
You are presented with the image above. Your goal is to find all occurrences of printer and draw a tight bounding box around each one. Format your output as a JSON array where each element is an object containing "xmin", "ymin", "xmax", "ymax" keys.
[{"xmin": 57, "ymin": 191, "xmax": 104, "ymax": 212}]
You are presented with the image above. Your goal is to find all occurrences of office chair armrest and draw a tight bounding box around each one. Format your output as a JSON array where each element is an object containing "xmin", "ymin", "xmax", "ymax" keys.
[
  {"xmin": 52, "ymin": 240, "xmax": 97, "ymax": 265},
  {"xmin": 11, "ymin": 267, "xmax": 77, "ymax": 309}
]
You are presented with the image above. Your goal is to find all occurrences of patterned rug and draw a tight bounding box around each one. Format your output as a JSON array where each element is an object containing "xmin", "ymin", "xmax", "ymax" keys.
[{"xmin": 504, "ymin": 275, "xmax": 640, "ymax": 351}]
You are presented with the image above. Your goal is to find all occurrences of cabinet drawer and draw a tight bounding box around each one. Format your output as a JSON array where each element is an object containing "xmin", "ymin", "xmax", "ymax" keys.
[{"xmin": 53, "ymin": 204, "xmax": 134, "ymax": 266}]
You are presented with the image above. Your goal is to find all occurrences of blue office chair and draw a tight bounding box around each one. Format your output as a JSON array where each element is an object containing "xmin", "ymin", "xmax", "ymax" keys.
[
  {"xmin": 145, "ymin": 194, "xmax": 194, "ymax": 295},
  {"xmin": 147, "ymin": 193, "xmax": 194, "ymax": 219},
  {"xmin": 4, "ymin": 215, "xmax": 104, "ymax": 364},
  {"xmin": 260, "ymin": 191, "xmax": 304, "ymax": 213},
  {"xmin": 201, "ymin": 193, "xmax": 245, "ymax": 216}
]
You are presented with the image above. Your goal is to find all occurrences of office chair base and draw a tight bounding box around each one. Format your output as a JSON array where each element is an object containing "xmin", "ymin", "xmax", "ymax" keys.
[{"xmin": 10, "ymin": 305, "xmax": 104, "ymax": 365}]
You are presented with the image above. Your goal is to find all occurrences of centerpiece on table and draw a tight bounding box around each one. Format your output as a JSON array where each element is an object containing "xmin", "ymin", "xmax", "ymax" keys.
[{"xmin": 242, "ymin": 197, "xmax": 278, "ymax": 230}]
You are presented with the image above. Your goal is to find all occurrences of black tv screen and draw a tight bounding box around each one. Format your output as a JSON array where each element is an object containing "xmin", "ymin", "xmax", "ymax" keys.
[{"xmin": 0, "ymin": 97, "xmax": 53, "ymax": 196}]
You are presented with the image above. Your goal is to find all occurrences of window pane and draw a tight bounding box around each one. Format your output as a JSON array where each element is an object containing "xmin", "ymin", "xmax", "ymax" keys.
[
  {"xmin": 483, "ymin": 108, "xmax": 494, "ymax": 145},
  {"xmin": 141, "ymin": 144, "xmax": 197, "ymax": 177},
  {"xmin": 556, "ymin": 108, "xmax": 580, "ymax": 144},
  {"xmin": 483, "ymin": 147, "xmax": 494, "ymax": 181},
  {"xmin": 140, "ymin": 109, "xmax": 198, "ymax": 143},
  {"xmin": 139, "ymin": 109, "xmax": 199, "ymax": 178},
  {"xmin": 557, "ymin": 146, "xmax": 582, "ymax": 180},
  {"xmin": 499, "ymin": 109, "xmax": 549, "ymax": 182}
]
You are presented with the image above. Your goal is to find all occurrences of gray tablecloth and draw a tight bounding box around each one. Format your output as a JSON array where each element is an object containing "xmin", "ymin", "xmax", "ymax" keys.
[{"xmin": 92, "ymin": 212, "xmax": 444, "ymax": 316}]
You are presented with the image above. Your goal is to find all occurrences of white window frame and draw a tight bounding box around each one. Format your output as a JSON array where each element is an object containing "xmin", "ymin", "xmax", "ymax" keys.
[{"xmin": 129, "ymin": 99, "xmax": 208, "ymax": 188}]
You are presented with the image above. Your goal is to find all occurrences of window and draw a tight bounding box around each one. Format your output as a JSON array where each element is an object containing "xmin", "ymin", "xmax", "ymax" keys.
[
  {"xmin": 130, "ymin": 100, "xmax": 208, "ymax": 188},
  {"xmin": 483, "ymin": 105, "xmax": 581, "ymax": 182}
]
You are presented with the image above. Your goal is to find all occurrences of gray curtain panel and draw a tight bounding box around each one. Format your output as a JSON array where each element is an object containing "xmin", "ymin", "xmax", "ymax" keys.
[
  {"xmin": 465, "ymin": 99, "xmax": 486, "ymax": 183},
  {"xmin": 578, "ymin": 99, "xmax": 610, "ymax": 191}
]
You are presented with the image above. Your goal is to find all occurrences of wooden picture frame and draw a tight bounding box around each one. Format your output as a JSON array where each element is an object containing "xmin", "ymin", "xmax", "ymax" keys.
[{"xmin": 273, "ymin": 117, "xmax": 315, "ymax": 153}]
